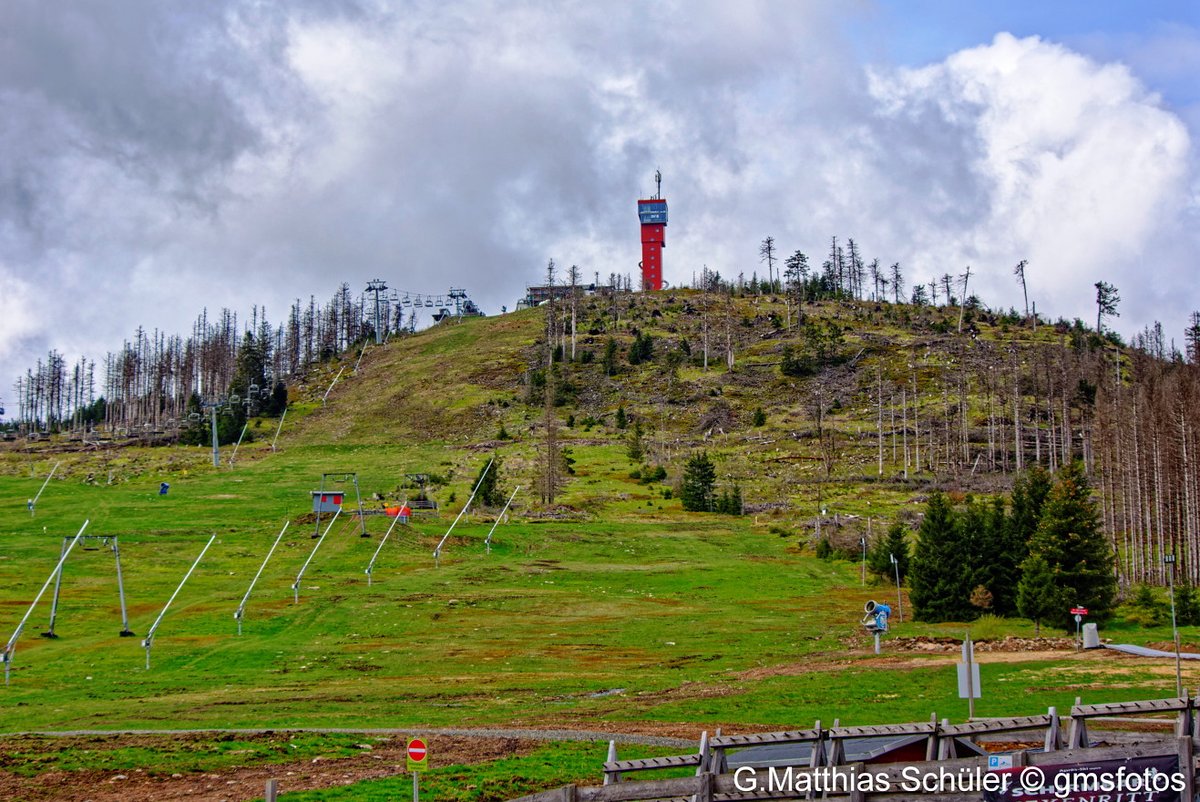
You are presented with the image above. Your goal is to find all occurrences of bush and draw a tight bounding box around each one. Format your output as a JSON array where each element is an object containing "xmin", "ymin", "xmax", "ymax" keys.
[
  {"xmin": 1124, "ymin": 584, "xmax": 1167, "ymax": 627},
  {"xmin": 1176, "ymin": 583, "xmax": 1200, "ymax": 626},
  {"xmin": 970, "ymin": 614, "xmax": 1010, "ymax": 641}
]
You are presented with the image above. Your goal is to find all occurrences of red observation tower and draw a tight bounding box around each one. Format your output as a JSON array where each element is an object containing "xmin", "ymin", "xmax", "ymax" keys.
[{"xmin": 637, "ymin": 171, "xmax": 667, "ymax": 291}]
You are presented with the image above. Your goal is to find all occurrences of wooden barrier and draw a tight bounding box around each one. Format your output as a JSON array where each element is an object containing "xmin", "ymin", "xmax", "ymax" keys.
[
  {"xmin": 518, "ymin": 695, "xmax": 1200, "ymax": 802},
  {"xmin": 512, "ymin": 737, "xmax": 1196, "ymax": 802}
]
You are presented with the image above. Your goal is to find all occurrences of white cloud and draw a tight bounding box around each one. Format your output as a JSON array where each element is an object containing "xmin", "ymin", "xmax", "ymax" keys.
[{"xmin": 1, "ymin": 5, "xmax": 1198, "ymax": 406}]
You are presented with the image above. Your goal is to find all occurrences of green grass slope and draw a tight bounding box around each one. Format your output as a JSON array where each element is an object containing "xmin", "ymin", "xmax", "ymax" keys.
[{"xmin": 0, "ymin": 293, "xmax": 1185, "ymax": 742}]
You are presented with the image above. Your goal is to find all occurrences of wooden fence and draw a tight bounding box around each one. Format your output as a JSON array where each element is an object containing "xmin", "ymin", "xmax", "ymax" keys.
[{"xmin": 509, "ymin": 694, "xmax": 1199, "ymax": 802}]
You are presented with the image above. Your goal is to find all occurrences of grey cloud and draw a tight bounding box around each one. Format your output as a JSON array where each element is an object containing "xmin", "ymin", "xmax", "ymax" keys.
[{"xmin": 1, "ymin": 3, "xmax": 1198, "ymax": 406}]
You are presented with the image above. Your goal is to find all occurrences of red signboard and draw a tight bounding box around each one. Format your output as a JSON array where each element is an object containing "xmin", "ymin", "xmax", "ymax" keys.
[
  {"xmin": 407, "ymin": 737, "xmax": 428, "ymax": 771},
  {"xmin": 984, "ymin": 754, "xmax": 1180, "ymax": 801},
  {"xmin": 1070, "ymin": 607, "xmax": 1088, "ymax": 615}
]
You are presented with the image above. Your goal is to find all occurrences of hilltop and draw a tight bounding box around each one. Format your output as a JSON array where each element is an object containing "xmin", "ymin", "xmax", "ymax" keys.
[
  {"xmin": 0, "ymin": 289, "xmax": 1196, "ymax": 798},
  {"xmin": 280, "ymin": 289, "xmax": 1123, "ymax": 539}
]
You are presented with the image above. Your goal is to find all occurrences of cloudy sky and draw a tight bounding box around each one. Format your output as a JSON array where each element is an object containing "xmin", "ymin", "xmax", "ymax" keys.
[{"xmin": 2, "ymin": 1, "xmax": 1198, "ymax": 403}]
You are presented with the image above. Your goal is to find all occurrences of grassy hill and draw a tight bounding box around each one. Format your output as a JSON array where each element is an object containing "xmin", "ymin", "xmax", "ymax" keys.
[{"xmin": 0, "ymin": 291, "xmax": 1191, "ymax": 796}]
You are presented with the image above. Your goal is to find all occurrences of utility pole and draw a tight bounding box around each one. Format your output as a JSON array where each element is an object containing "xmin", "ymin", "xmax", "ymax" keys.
[
  {"xmin": 891, "ymin": 553, "xmax": 903, "ymax": 622},
  {"xmin": 366, "ymin": 279, "xmax": 388, "ymax": 344},
  {"xmin": 1166, "ymin": 552, "xmax": 1182, "ymax": 697}
]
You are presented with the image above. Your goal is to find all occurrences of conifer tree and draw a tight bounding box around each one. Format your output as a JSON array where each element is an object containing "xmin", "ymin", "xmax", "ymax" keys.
[
  {"xmin": 910, "ymin": 491, "xmax": 974, "ymax": 622},
  {"xmin": 1026, "ymin": 462, "xmax": 1116, "ymax": 624},
  {"xmin": 971, "ymin": 496, "xmax": 1023, "ymax": 616},
  {"xmin": 867, "ymin": 520, "xmax": 909, "ymax": 583},
  {"xmin": 680, "ymin": 451, "xmax": 716, "ymax": 512},
  {"xmin": 1017, "ymin": 554, "xmax": 1065, "ymax": 636},
  {"xmin": 474, "ymin": 454, "xmax": 503, "ymax": 507},
  {"xmin": 1009, "ymin": 466, "xmax": 1052, "ymax": 545}
]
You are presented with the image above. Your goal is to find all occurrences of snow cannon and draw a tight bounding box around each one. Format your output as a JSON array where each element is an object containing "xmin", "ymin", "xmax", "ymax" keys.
[{"xmin": 862, "ymin": 600, "xmax": 891, "ymax": 633}]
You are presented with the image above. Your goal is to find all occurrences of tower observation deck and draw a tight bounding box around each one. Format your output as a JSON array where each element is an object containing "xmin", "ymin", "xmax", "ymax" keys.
[{"xmin": 637, "ymin": 171, "xmax": 667, "ymax": 291}]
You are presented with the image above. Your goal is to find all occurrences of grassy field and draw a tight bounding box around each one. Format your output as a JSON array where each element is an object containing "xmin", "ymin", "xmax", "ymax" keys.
[
  {"xmin": 0, "ymin": 437, "xmax": 1190, "ymax": 735},
  {"xmin": 0, "ymin": 297, "xmax": 1187, "ymax": 797}
]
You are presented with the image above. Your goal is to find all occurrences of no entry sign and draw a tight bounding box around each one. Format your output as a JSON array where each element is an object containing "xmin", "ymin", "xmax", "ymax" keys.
[{"xmin": 407, "ymin": 737, "xmax": 428, "ymax": 772}]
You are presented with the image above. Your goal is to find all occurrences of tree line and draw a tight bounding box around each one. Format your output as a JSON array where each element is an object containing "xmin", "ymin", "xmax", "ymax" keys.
[
  {"xmin": 905, "ymin": 463, "xmax": 1115, "ymax": 632},
  {"xmin": 8, "ymin": 284, "xmax": 417, "ymax": 435}
]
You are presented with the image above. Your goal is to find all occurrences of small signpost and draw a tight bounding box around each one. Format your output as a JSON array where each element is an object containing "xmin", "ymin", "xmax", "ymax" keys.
[
  {"xmin": 407, "ymin": 737, "xmax": 428, "ymax": 801},
  {"xmin": 1071, "ymin": 606, "xmax": 1088, "ymax": 646},
  {"xmin": 957, "ymin": 634, "xmax": 980, "ymax": 719}
]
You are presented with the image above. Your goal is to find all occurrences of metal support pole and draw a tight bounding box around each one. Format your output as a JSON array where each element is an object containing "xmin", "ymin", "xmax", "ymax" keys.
[
  {"xmin": 891, "ymin": 553, "xmax": 903, "ymax": 622},
  {"xmin": 1167, "ymin": 553, "xmax": 1182, "ymax": 697},
  {"xmin": 321, "ymin": 367, "xmax": 345, "ymax": 407},
  {"xmin": 271, "ymin": 408, "xmax": 287, "ymax": 452},
  {"xmin": 313, "ymin": 474, "xmax": 325, "ymax": 539},
  {"xmin": 210, "ymin": 405, "xmax": 220, "ymax": 467},
  {"xmin": 112, "ymin": 537, "xmax": 134, "ymax": 636},
  {"xmin": 41, "ymin": 538, "xmax": 69, "ymax": 638},
  {"xmin": 413, "ymin": 772, "xmax": 419, "ymax": 802},
  {"xmin": 366, "ymin": 512, "xmax": 403, "ymax": 585},
  {"xmin": 860, "ymin": 536, "xmax": 866, "ymax": 585},
  {"xmin": 965, "ymin": 634, "xmax": 976, "ymax": 720},
  {"xmin": 434, "ymin": 459, "xmax": 492, "ymax": 565},
  {"xmin": 873, "ymin": 632, "xmax": 880, "ymax": 655},
  {"xmin": 235, "ymin": 522, "xmax": 289, "ymax": 634},
  {"xmin": 141, "ymin": 535, "xmax": 216, "ymax": 670},
  {"xmin": 229, "ymin": 422, "xmax": 249, "ymax": 466},
  {"xmin": 294, "ymin": 511, "xmax": 340, "ymax": 604},
  {"xmin": 353, "ymin": 474, "xmax": 367, "ymax": 537},
  {"xmin": 4, "ymin": 521, "xmax": 88, "ymax": 685},
  {"xmin": 30, "ymin": 461, "xmax": 61, "ymax": 516},
  {"xmin": 485, "ymin": 486, "xmax": 520, "ymax": 554}
]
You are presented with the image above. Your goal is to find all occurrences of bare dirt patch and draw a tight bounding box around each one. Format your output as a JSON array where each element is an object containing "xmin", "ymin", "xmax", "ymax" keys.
[{"xmin": 0, "ymin": 733, "xmax": 535, "ymax": 802}]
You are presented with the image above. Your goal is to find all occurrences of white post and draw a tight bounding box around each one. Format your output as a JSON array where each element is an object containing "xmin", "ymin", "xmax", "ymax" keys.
[
  {"xmin": 891, "ymin": 553, "xmax": 903, "ymax": 622},
  {"xmin": 3, "ymin": 521, "xmax": 88, "ymax": 684},
  {"xmin": 322, "ymin": 367, "xmax": 345, "ymax": 407},
  {"xmin": 964, "ymin": 634, "xmax": 975, "ymax": 720},
  {"xmin": 229, "ymin": 423, "xmax": 249, "ymax": 466},
  {"xmin": 485, "ymin": 486, "xmax": 520, "ymax": 554},
  {"xmin": 210, "ymin": 405, "xmax": 220, "ymax": 467},
  {"xmin": 1166, "ymin": 553, "xmax": 1182, "ymax": 697},
  {"xmin": 271, "ymin": 408, "xmax": 288, "ymax": 452},
  {"xmin": 366, "ymin": 511, "xmax": 404, "ymax": 585},
  {"xmin": 142, "ymin": 534, "xmax": 216, "ymax": 670},
  {"xmin": 293, "ymin": 510, "xmax": 341, "ymax": 603},
  {"xmin": 433, "ymin": 459, "xmax": 492, "ymax": 565},
  {"xmin": 235, "ymin": 522, "xmax": 289, "ymax": 634},
  {"xmin": 29, "ymin": 461, "xmax": 61, "ymax": 516}
]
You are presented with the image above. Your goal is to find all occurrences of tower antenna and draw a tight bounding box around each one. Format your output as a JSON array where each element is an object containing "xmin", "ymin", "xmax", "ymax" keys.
[{"xmin": 654, "ymin": 169, "xmax": 662, "ymax": 199}]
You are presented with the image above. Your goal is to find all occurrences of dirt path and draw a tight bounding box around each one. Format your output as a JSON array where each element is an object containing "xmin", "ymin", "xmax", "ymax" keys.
[{"xmin": 0, "ymin": 727, "xmax": 695, "ymax": 802}]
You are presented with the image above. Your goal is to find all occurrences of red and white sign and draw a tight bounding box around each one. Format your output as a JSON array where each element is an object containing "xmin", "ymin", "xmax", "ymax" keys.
[
  {"xmin": 407, "ymin": 737, "xmax": 428, "ymax": 771},
  {"xmin": 1070, "ymin": 607, "xmax": 1088, "ymax": 615}
]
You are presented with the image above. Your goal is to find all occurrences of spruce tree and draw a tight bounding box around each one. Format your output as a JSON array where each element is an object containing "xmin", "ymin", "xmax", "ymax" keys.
[
  {"xmin": 1017, "ymin": 554, "xmax": 1064, "ymax": 636},
  {"xmin": 909, "ymin": 491, "xmax": 974, "ymax": 622},
  {"xmin": 474, "ymin": 454, "xmax": 503, "ymax": 507},
  {"xmin": 972, "ymin": 496, "xmax": 1022, "ymax": 616},
  {"xmin": 1009, "ymin": 466, "xmax": 1052, "ymax": 545},
  {"xmin": 1026, "ymin": 462, "xmax": 1116, "ymax": 625},
  {"xmin": 867, "ymin": 521, "xmax": 909, "ymax": 583},
  {"xmin": 680, "ymin": 451, "xmax": 716, "ymax": 512}
]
